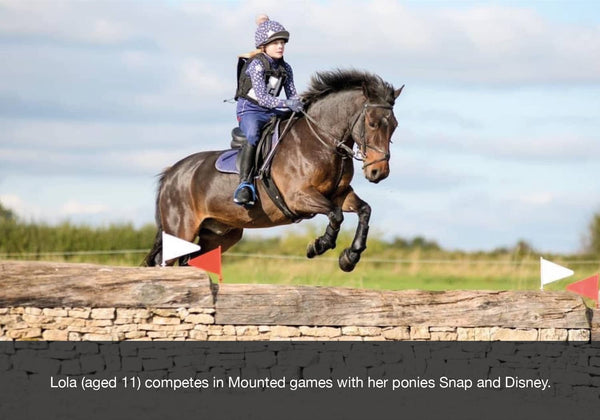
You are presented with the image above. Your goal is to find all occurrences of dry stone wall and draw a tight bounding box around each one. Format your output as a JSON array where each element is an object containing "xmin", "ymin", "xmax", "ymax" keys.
[
  {"xmin": 0, "ymin": 307, "xmax": 593, "ymax": 342},
  {"xmin": 0, "ymin": 261, "xmax": 597, "ymax": 342}
]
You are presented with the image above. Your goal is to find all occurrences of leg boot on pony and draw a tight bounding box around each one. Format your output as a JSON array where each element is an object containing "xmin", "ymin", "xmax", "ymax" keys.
[{"xmin": 233, "ymin": 143, "xmax": 258, "ymax": 206}]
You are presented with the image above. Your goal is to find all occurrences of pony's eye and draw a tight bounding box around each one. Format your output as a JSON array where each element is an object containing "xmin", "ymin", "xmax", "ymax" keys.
[{"xmin": 368, "ymin": 121, "xmax": 378, "ymax": 129}]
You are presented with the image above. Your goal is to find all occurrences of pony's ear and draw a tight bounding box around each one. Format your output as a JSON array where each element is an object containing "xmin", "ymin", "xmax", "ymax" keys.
[{"xmin": 394, "ymin": 85, "xmax": 405, "ymax": 99}]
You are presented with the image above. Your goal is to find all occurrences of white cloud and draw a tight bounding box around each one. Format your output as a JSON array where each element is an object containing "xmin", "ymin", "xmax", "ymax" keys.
[
  {"xmin": 89, "ymin": 18, "xmax": 130, "ymax": 44},
  {"xmin": 61, "ymin": 199, "xmax": 109, "ymax": 216},
  {"xmin": 2, "ymin": 0, "xmax": 599, "ymax": 85},
  {"xmin": 518, "ymin": 192, "xmax": 555, "ymax": 206},
  {"xmin": 0, "ymin": 194, "xmax": 26, "ymax": 213},
  {"xmin": 0, "ymin": 1, "xmax": 127, "ymax": 46},
  {"xmin": 422, "ymin": 133, "xmax": 600, "ymax": 162},
  {"xmin": 0, "ymin": 146, "xmax": 185, "ymax": 177},
  {"xmin": 0, "ymin": 193, "xmax": 43, "ymax": 220},
  {"xmin": 0, "ymin": 0, "xmax": 598, "ymax": 253},
  {"xmin": 0, "ymin": 118, "xmax": 234, "ymax": 176},
  {"xmin": 179, "ymin": 58, "xmax": 229, "ymax": 94}
]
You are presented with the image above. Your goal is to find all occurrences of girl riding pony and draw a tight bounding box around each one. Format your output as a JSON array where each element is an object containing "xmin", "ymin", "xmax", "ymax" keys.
[{"xmin": 234, "ymin": 15, "xmax": 303, "ymax": 206}]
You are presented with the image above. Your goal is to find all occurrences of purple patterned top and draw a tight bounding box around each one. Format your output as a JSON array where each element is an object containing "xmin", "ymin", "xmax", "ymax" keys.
[{"xmin": 243, "ymin": 53, "xmax": 298, "ymax": 109}]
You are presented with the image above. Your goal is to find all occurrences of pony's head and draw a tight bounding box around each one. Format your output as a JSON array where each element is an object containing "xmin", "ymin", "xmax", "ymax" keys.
[
  {"xmin": 352, "ymin": 73, "xmax": 403, "ymax": 183},
  {"xmin": 303, "ymin": 70, "xmax": 404, "ymax": 183}
]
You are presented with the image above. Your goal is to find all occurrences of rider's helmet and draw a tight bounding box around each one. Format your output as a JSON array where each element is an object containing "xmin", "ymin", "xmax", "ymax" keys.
[{"xmin": 255, "ymin": 17, "xmax": 289, "ymax": 48}]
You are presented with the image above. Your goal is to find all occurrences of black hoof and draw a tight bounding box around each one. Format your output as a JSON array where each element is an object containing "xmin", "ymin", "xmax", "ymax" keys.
[
  {"xmin": 339, "ymin": 248, "xmax": 360, "ymax": 272},
  {"xmin": 307, "ymin": 241, "xmax": 318, "ymax": 259},
  {"xmin": 307, "ymin": 237, "xmax": 336, "ymax": 259}
]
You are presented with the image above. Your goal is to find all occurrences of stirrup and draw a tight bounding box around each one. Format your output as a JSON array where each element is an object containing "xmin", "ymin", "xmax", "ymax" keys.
[{"xmin": 233, "ymin": 182, "xmax": 257, "ymax": 206}]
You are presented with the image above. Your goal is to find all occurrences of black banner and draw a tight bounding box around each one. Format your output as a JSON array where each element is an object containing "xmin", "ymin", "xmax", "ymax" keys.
[{"xmin": 1, "ymin": 342, "xmax": 598, "ymax": 420}]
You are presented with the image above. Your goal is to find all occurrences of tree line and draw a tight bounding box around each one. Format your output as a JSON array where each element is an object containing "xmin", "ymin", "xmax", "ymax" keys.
[{"xmin": 1, "ymin": 202, "xmax": 599, "ymax": 262}]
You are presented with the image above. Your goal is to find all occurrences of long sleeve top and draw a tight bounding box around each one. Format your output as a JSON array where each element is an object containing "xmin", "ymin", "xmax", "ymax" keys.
[{"xmin": 236, "ymin": 53, "xmax": 298, "ymax": 115}]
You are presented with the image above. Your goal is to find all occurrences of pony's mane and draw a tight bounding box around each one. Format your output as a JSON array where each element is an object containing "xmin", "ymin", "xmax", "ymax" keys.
[{"xmin": 302, "ymin": 69, "xmax": 396, "ymax": 107}]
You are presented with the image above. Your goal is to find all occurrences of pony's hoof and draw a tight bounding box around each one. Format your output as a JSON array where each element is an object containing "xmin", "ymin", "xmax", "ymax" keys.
[
  {"xmin": 307, "ymin": 237, "xmax": 335, "ymax": 258},
  {"xmin": 339, "ymin": 249, "xmax": 360, "ymax": 272}
]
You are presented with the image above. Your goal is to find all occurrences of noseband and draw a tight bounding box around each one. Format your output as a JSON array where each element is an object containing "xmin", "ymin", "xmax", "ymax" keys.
[{"xmin": 301, "ymin": 102, "xmax": 394, "ymax": 168}]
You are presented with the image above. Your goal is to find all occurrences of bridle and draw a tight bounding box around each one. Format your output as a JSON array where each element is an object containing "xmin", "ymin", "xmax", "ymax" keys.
[
  {"xmin": 301, "ymin": 102, "xmax": 394, "ymax": 169},
  {"xmin": 348, "ymin": 103, "xmax": 394, "ymax": 168}
]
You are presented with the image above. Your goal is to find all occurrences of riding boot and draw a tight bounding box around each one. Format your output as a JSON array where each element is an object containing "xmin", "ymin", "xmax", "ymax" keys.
[{"xmin": 233, "ymin": 143, "xmax": 258, "ymax": 206}]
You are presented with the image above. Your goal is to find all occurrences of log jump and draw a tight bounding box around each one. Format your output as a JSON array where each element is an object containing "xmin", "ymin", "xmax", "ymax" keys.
[{"xmin": 0, "ymin": 261, "xmax": 596, "ymax": 341}]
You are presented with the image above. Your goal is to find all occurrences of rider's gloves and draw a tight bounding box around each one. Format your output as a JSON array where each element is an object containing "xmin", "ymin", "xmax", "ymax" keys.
[{"xmin": 285, "ymin": 97, "xmax": 304, "ymax": 113}]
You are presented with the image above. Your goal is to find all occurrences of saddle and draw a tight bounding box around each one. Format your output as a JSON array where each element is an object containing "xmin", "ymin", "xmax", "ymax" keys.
[
  {"xmin": 215, "ymin": 117, "xmax": 281, "ymax": 175},
  {"xmin": 215, "ymin": 116, "xmax": 301, "ymax": 221}
]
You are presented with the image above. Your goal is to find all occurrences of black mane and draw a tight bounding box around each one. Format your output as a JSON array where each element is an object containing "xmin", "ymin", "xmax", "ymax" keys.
[{"xmin": 302, "ymin": 69, "xmax": 396, "ymax": 107}]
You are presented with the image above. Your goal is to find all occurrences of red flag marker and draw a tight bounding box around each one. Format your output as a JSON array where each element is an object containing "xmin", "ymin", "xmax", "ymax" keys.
[
  {"xmin": 566, "ymin": 274, "xmax": 599, "ymax": 307},
  {"xmin": 189, "ymin": 246, "xmax": 223, "ymax": 283}
]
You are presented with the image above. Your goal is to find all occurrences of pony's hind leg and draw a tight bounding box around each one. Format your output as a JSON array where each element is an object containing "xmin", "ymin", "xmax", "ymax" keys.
[
  {"xmin": 197, "ymin": 227, "xmax": 243, "ymax": 254},
  {"xmin": 160, "ymin": 207, "xmax": 202, "ymax": 266}
]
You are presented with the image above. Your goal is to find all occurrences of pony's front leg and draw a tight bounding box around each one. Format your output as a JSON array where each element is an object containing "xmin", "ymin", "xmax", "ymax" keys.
[
  {"xmin": 307, "ymin": 207, "xmax": 343, "ymax": 258},
  {"xmin": 287, "ymin": 186, "xmax": 342, "ymax": 258},
  {"xmin": 338, "ymin": 190, "xmax": 371, "ymax": 272}
]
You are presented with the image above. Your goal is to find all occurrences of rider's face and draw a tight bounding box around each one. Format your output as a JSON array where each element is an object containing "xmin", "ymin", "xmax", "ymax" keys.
[{"xmin": 264, "ymin": 40, "xmax": 286, "ymax": 59}]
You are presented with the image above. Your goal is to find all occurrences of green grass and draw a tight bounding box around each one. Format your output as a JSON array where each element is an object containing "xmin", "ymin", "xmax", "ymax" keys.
[
  {"xmin": 0, "ymin": 220, "xmax": 155, "ymax": 266},
  {"xmin": 1, "ymin": 217, "xmax": 598, "ymax": 292},
  {"xmin": 219, "ymin": 253, "xmax": 598, "ymax": 291}
]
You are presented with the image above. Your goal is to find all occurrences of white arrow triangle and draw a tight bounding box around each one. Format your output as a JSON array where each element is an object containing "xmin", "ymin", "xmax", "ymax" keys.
[
  {"xmin": 540, "ymin": 257, "xmax": 574, "ymax": 289},
  {"xmin": 162, "ymin": 232, "xmax": 200, "ymax": 266}
]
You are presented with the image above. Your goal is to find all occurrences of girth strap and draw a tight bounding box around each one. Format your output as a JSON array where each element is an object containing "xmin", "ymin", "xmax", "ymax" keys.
[{"xmin": 259, "ymin": 176, "xmax": 301, "ymax": 222}]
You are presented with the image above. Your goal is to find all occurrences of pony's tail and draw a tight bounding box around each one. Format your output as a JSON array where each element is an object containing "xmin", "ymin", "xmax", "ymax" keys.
[{"xmin": 142, "ymin": 171, "xmax": 167, "ymax": 266}]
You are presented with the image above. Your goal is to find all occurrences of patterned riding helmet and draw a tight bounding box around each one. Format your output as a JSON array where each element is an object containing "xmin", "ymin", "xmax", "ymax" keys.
[{"xmin": 255, "ymin": 18, "xmax": 290, "ymax": 48}]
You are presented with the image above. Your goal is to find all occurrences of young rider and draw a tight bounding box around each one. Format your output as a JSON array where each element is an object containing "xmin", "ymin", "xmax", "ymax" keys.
[{"xmin": 233, "ymin": 15, "xmax": 303, "ymax": 206}]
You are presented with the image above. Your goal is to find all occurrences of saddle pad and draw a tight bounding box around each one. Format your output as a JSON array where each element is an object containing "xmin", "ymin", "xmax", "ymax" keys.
[
  {"xmin": 214, "ymin": 118, "xmax": 284, "ymax": 175},
  {"xmin": 215, "ymin": 150, "xmax": 239, "ymax": 174}
]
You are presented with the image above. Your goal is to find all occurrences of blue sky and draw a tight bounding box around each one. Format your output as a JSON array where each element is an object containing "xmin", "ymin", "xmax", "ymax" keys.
[{"xmin": 1, "ymin": 0, "xmax": 599, "ymax": 253}]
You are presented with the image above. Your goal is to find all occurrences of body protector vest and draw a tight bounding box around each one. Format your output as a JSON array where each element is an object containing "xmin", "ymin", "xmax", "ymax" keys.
[{"xmin": 235, "ymin": 53, "xmax": 288, "ymax": 105}]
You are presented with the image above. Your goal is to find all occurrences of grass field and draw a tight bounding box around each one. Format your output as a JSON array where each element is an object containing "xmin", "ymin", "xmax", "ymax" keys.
[
  {"xmin": 219, "ymin": 252, "xmax": 599, "ymax": 292},
  {"xmin": 1, "ymin": 218, "xmax": 598, "ymax": 292}
]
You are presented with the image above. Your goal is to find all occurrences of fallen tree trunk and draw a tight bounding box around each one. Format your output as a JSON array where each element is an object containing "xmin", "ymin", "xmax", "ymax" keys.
[
  {"xmin": 0, "ymin": 260, "xmax": 213, "ymax": 308},
  {"xmin": 0, "ymin": 261, "xmax": 591, "ymax": 329},
  {"xmin": 214, "ymin": 284, "xmax": 590, "ymax": 328}
]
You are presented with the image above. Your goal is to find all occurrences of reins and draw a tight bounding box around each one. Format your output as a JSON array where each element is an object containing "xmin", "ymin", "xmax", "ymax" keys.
[
  {"xmin": 301, "ymin": 111, "xmax": 355, "ymax": 158},
  {"xmin": 300, "ymin": 102, "xmax": 393, "ymax": 168}
]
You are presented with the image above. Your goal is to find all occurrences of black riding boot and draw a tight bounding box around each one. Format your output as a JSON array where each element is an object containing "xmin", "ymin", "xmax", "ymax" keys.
[{"xmin": 233, "ymin": 143, "xmax": 257, "ymax": 206}]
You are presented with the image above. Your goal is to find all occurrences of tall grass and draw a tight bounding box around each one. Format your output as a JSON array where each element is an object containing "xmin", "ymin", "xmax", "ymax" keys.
[{"xmin": 0, "ymin": 219, "xmax": 155, "ymax": 266}]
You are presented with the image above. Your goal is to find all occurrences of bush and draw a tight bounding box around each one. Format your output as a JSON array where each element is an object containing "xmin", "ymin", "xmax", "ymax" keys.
[{"xmin": 0, "ymin": 202, "xmax": 16, "ymax": 223}]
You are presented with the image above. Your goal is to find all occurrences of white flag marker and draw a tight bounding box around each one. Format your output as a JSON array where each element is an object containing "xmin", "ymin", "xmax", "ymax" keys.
[
  {"xmin": 161, "ymin": 232, "xmax": 200, "ymax": 266},
  {"xmin": 540, "ymin": 257, "xmax": 574, "ymax": 290}
]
